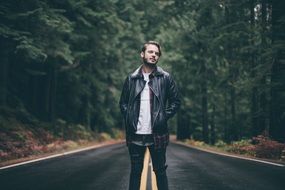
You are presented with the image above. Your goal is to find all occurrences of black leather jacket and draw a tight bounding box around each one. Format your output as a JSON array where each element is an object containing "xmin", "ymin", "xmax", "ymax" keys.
[{"xmin": 119, "ymin": 66, "xmax": 180, "ymax": 136}]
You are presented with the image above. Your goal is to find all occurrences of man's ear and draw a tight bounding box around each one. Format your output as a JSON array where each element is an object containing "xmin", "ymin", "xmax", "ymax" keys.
[{"xmin": 140, "ymin": 52, "xmax": 144, "ymax": 58}]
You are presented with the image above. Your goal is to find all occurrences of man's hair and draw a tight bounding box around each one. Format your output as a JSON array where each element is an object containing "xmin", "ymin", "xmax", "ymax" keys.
[{"xmin": 141, "ymin": 41, "xmax": 162, "ymax": 56}]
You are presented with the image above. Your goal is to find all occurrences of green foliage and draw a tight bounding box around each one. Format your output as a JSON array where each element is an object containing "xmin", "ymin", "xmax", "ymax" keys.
[
  {"xmin": 214, "ymin": 140, "xmax": 227, "ymax": 148},
  {"xmin": 155, "ymin": 0, "xmax": 284, "ymax": 144},
  {"xmin": 226, "ymin": 139, "xmax": 256, "ymax": 156},
  {"xmin": 0, "ymin": 107, "xmax": 122, "ymax": 162},
  {"xmin": 0, "ymin": 0, "xmax": 284, "ymax": 150},
  {"xmin": 222, "ymin": 135, "xmax": 285, "ymax": 159},
  {"xmin": 15, "ymin": 36, "xmax": 47, "ymax": 62}
]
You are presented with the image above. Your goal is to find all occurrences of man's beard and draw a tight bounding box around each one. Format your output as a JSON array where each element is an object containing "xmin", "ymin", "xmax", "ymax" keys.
[{"xmin": 143, "ymin": 57, "xmax": 157, "ymax": 68}]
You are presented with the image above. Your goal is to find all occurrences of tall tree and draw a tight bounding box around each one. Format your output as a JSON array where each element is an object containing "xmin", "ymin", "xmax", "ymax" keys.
[{"xmin": 270, "ymin": 0, "xmax": 285, "ymax": 142}]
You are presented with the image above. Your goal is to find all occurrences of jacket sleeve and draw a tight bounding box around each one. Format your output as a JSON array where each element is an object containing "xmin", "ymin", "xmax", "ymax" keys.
[
  {"xmin": 165, "ymin": 75, "xmax": 181, "ymax": 120},
  {"xmin": 119, "ymin": 76, "xmax": 130, "ymax": 119}
]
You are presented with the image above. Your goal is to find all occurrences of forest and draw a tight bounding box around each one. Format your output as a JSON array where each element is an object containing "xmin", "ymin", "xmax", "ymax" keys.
[{"xmin": 0, "ymin": 0, "xmax": 284, "ymax": 151}]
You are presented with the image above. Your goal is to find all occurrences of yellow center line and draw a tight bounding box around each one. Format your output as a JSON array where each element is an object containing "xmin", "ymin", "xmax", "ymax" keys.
[
  {"xmin": 140, "ymin": 148, "xmax": 150, "ymax": 190},
  {"xmin": 140, "ymin": 148, "xmax": 158, "ymax": 190},
  {"xmin": 150, "ymin": 159, "xmax": 158, "ymax": 190}
]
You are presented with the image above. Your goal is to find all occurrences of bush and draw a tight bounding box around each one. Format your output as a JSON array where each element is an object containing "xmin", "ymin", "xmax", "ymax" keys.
[
  {"xmin": 226, "ymin": 139, "xmax": 256, "ymax": 156},
  {"xmin": 97, "ymin": 133, "xmax": 112, "ymax": 142},
  {"xmin": 252, "ymin": 135, "xmax": 285, "ymax": 159},
  {"xmin": 110, "ymin": 128, "xmax": 125, "ymax": 139},
  {"xmin": 224, "ymin": 136, "xmax": 285, "ymax": 159},
  {"xmin": 185, "ymin": 139, "xmax": 206, "ymax": 146},
  {"xmin": 214, "ymin": 140, "xmax": 227, "ymax": 148}
]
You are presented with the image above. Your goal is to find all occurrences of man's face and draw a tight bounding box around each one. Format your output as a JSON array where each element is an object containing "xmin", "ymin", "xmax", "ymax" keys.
[{"xmin": 141, "ymin": 44, "xmax": 160, "ymax": 66}]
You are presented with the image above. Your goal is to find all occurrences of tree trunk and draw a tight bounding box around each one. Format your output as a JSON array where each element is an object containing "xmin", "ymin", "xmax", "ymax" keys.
[
  {"xmin": 80, "ymin": 95, "xmax": 91, "ymax": 129},
  {"xmin": 230, "ymin": 84, "xmax": 238, "ymax": 141},
  {"xmin": 210, "ymin": 105, "xmax": 216, "ymax": 145},
  {"xmin": 250, "ymin": 0, "xmax": 260, "ymax": 137},
  {"xmin": 225, "ymin": 2, "xmax": 238, "ymax": 142},
  {"xmin": 176, "ymin": 108, "xmax": 190, "ymax": 140},
  {"xmin": 259, "ymin": 0, "xmax": 269, "ymax": 135},
  {"xmin": 201, "ymin": 61, "xmax": 209, "ymax": 143},
  {"xmin": 269, "ymin": 0, "xmax": 285, "ymax": 142},
  {"xmin": 224, "ymin": 95, "xmax": 230, "ymax": 143},
  {"xmin": 44, "ymin": 61, "xmax": 57, "ymax": 125},
  {"xmin": 0, "ymin": 39, "xmax": 9, "ymax": 107},
  {"xmin": 49, "ymin": 64, "xmax": 57, "ymax": 126}
]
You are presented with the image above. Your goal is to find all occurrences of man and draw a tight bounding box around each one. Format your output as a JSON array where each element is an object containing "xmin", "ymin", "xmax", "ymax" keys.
[{"xmin": 119, "ymin": 41, "xmax": 180, "ymax": 190}]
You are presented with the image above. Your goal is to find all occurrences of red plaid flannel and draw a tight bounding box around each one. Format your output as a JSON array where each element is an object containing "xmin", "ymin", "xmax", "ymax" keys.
[
  {"xmin": 153, "ymin": 133, "xmax": 169, "ymax": 149},
  {"xmin": 126, "ymin": 133, "xmax": 169, "ymax": 149}
]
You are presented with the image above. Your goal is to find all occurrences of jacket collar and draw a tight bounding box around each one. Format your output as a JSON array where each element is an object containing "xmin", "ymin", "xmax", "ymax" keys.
[{"xmin": 131, "ymin": 65, "xmax": 164, "ymax": 79}]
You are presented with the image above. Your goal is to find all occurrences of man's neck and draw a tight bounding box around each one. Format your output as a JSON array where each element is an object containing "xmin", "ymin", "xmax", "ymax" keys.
[{"xmin": 142, "ymin": 63, "xmax": 156, "ymax": 73}]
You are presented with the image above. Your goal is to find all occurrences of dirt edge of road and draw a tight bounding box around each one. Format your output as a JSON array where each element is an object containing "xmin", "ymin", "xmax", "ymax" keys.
[
  {"xmin": 172, "ymin": 140, "xmax": 285, "ymax": 167},
  {"xmin": 0, "ymin": 140, "xmax": 125, "ymax": 169},
  {"xmin": 2, "ymin": 137, "xmax": 284, "ymax": 170}
]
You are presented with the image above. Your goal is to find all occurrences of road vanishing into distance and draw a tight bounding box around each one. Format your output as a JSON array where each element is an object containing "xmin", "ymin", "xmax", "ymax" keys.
[{"xmin": 1, "ymin": 142, "xmax": 285, "ymax": 190}]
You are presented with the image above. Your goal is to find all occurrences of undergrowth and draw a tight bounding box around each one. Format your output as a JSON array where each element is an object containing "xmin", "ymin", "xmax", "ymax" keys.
[
  {"xmin": 0, "ymin": 107, "xmax": 124, "ymax": 164},
  {"xmin": 185, "ymin": 135, "xmax": 285, "ymax": 160}
]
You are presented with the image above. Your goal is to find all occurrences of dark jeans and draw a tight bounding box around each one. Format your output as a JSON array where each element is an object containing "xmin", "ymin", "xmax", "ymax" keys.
[{"xmin": 128, "ymin": 143, "xmax": 169, "ymax": 190}]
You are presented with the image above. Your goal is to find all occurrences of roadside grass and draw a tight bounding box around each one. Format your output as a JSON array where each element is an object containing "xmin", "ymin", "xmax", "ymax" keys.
[{"xmin": 181, "ymin": 136, "xmax": 285, "ymax": 162}]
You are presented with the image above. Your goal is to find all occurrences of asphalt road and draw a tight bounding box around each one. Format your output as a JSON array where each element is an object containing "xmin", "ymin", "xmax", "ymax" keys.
[
  {"xmin": 1, "ymin": 142, "xmax": 285, "ymax": 190},
  {"xmin": 167, "ymin": 143, "xmax": 285, "ymax": 190}
]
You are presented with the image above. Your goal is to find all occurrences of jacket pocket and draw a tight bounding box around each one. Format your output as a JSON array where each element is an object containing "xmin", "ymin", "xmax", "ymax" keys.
[{"xmin": 156, "ymin": 111, "xmax": 167, "ymax": 128}]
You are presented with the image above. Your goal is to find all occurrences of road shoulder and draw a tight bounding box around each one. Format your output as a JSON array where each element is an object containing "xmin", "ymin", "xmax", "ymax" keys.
[
  {"xmin": 0, "ymin": 140, "xmax": 124, "ymax": 170},
  {"xmin": 171, "ymin": 140, "xmax": 285, "ymax": 167}
]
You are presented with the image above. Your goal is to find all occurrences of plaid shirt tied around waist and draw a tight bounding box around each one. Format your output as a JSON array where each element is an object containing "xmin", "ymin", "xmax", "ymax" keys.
[{"xmin": 126, "ymin": 133, "xmax": 169, "ymax": 149}]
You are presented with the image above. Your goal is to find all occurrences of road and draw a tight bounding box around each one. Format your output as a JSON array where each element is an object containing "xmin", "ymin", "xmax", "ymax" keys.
[
  {"xmin": 0, "ymin": 142, "xmax": 285, "ymax": 190},
  {"xmin": 167, "ymin": 143, "xmax": 285, "ymax": 190}
]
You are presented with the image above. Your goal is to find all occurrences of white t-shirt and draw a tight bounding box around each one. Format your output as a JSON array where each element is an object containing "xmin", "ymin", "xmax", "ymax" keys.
[{"xmin": 136, "ymin": 72, "xmax": 152, "ymax": 134}]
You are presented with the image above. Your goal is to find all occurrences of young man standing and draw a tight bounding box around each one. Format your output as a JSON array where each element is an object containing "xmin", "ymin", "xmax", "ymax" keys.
[{"xmin": 119, "ymin": 41, "xmax": 180, "ymax": 190}]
